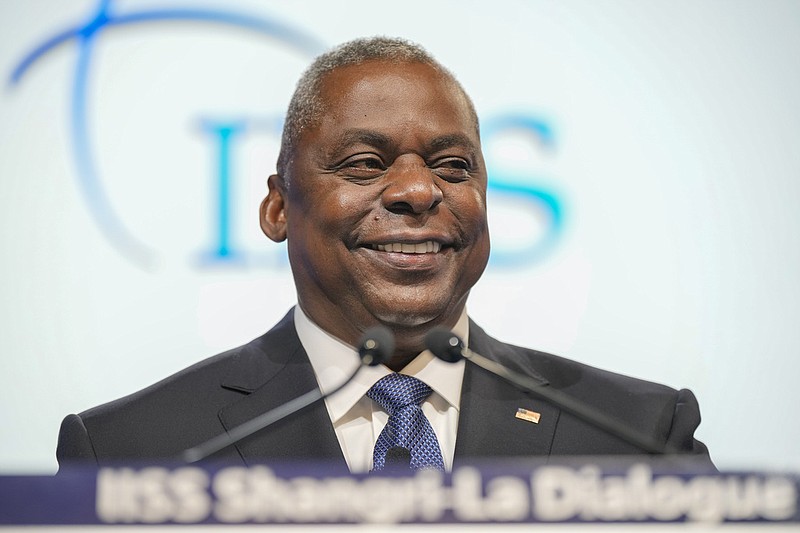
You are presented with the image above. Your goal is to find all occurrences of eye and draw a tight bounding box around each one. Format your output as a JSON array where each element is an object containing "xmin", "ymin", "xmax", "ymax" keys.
[
  {"xmin": 337, "ymin": 155, "xmax": 386, "ymax": 180},
  {"xmin": 431, "ymin": 157, "xmax": 472, "ymax": 182}
]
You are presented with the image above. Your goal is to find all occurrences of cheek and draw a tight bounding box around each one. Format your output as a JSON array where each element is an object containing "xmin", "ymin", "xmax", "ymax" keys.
[
  {"xmin": 449, "ymin": 187, "xmax": 489, "ymax": 234},
  {"xmin": 290, "ymin": 184, "xmax": 378, "ymax": 245},
  {"xmin": 452, "ymin": 187, "xmax": 491, "ymax": 274}
]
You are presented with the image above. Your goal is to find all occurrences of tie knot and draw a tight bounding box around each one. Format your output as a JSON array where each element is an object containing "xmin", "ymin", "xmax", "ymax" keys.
[{"xmin": 367, "ymin": 373, "xmax": 432, "ymax": 415}]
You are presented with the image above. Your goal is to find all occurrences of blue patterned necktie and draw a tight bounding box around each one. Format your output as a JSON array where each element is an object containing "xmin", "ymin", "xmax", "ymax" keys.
[{"xmin": 367, "ymin": 373, "xmax": 445, "ymax": 471}]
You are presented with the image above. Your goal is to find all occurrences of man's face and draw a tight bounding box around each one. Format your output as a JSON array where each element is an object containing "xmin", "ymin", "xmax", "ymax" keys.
[{"xmin": 264, "ymin": 60, "xmax": 490, "ymax": 351}]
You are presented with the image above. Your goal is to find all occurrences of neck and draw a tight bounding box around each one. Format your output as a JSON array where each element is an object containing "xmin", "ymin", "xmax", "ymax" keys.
[
  {"xmin": 297, "ymin": 301, "xmax": 467, "ymax": 370},
  {"xmin": 385, "ymin": 332, "xmax": 429, "ymax": 372}
]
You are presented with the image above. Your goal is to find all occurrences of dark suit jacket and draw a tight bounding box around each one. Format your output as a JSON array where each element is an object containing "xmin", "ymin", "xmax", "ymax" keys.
[{"xmin": 57, "ymin": 310, "xmax": 711, "ymax": 469}]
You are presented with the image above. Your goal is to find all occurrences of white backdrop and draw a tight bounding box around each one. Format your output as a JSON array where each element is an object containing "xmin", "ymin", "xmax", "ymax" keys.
[{"xmin": 1, "ymin": 0, "xmax": 798, "ymax": 474}]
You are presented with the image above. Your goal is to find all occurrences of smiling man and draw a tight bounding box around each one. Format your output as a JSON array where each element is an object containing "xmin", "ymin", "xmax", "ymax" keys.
[
  {"xmin": 57, "ymin": 37, "xmax": 712, "ymax": 472},
  {"xmin": 260, "ymin": 52, "xmax": 490, "ymax": 371}
]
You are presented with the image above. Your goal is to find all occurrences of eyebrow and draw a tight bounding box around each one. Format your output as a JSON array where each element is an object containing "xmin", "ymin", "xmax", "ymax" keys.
[
  {"xmin": 330, "ymin": 129, "xmax": 393, "ymax": 155},
  {"xmin": 329, "ymin": 129, "xmax": 478, "ymax": 157},
  {"xmin": 426, "ymin": 133, "xmax": 478, "ymax": 154}
]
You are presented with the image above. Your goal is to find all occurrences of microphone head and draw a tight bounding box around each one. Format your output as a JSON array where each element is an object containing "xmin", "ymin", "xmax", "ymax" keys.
[
  {"xmin": 358, "ymin": 326, "xmax": 395, "ymax": 366},
  {"xmin": 425, "ymin": 328, "xmax": 465, "ymax": 363}
]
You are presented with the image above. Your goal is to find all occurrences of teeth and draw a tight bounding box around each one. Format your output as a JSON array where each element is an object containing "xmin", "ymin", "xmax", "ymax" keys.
[{"xmin": 373, "ymin": 241, "xmax": 441, "ymax": 253}]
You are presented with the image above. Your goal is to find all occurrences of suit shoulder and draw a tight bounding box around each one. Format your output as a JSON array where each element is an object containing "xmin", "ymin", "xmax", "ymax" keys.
[
  {"xmin": 469, "ymin": 322, "xmax": 710, "ymax": 460},
  {"xmin": 79, "ymin": 324, "xmax": 290, "ymax": 429},
  {"xmin": 482, "ymin": 332, "xmax": 673, "ymax": 393},
  {"xmin": 471, "ymin": 323, "xmax": 680, "ymax": 407},
  {"xmin": 65, "ymin": 317, "xmax": 298, "ymax": 461},
  {"xmin": 523, "ymin": 344, "xmax": 674, "ymax": 395},
  {"xmin": 80, "ymin": 311, "xmax": 298, "ymax": 420}
]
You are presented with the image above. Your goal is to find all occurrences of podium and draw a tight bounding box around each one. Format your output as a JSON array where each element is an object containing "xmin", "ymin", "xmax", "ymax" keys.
[{"xmin": 2, "ymin": 458, "xmax": 798, "ymax": 529}]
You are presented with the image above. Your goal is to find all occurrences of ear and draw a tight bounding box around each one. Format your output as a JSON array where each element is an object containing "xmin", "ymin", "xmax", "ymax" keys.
[{"xmin": 260, "ymin": 174, "xmax": 288, "ymax": 242}]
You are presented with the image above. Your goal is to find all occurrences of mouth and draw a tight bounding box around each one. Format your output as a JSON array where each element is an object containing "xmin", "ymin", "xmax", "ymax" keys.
[
  {"xmin": 371, "ymin": 241, "xmax": 442, "ymax": 254},
  {"xmin": 361, "ymin": 239, "xmax": 449, "ymax": 271}
]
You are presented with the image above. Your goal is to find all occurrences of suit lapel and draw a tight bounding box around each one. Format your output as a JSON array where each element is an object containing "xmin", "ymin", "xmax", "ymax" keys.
[
  {"xmin": 454, "ymin": 322, "xmax": 561, "ymax": 463},
  {"xmin": 216, "ymin": 310, "xmax": 345, "ymax": 467}
]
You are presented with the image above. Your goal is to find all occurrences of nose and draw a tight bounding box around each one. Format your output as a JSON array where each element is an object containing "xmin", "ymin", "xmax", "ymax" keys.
[{"xmin": 381, "ymin": 156, "xmax": 443, "ymax": 215}]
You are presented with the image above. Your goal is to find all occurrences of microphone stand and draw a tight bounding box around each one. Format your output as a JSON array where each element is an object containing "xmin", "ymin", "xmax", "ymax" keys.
[{"xmin": 182, "ymin": 326, "xmax": 394, "ymax": 463}]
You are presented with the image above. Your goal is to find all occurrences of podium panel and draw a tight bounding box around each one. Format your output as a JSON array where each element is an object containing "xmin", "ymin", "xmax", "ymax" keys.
[{"xmin": 1, "ymin": 460, "xmax": 797, "ymax": 528}]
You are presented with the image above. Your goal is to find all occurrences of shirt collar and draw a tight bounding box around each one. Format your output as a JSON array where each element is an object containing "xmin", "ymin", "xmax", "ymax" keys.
[{"xmin": 294, "ymin": 306, "xmax": 469, "ymax": 423}]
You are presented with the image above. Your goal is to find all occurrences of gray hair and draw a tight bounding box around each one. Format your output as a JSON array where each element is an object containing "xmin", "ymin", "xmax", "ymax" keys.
[{"xmin": 276, "ymin": 36, "xmax": 478, "ymax": 181}]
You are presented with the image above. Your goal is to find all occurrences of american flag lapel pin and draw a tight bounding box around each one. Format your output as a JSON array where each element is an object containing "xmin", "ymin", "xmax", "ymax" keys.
[{"xmin": 515, "ymin": 407, "xmax": 541, "ymax": 424}]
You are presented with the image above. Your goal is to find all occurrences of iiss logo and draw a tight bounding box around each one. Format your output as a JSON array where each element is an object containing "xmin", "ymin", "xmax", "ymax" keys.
[{"xmin": 9, "ymin": 0, "xmax": 565, "ymax": 270}]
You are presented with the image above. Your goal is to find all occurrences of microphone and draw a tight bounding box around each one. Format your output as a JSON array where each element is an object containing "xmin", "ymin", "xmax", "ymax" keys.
[
  {"xmin": 358, "ymin": 326, "xmax": 395, "ymax": 367},
  {"xmin": 182, "ymin": 326, "xmax": 394, "ymax": 463},
  {"xmin": 425, "ymin": 328, "xmax": 676, "ymax": 455}
]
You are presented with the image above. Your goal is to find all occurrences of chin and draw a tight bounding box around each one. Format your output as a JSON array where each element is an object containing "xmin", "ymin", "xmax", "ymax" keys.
[
  {"xmin": 375, "ymin": 313, "xmax": 431, "ymax": 328},
  {"xmin": 371, "ymin": 305, "xmax": 454, "ymax": 330},
  {"xmin": 363, "ymin": 287, "xmax": 467, "ymax": 330}
]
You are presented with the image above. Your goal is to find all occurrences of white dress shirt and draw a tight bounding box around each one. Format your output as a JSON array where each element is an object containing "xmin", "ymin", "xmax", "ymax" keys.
[{"xmin": 294, "ymin": 306, "xmax": 468, "ymax": 473}]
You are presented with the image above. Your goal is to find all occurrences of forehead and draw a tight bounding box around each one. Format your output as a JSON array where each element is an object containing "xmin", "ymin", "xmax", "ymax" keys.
[{"xmin": 314, "ymin": 60, "xmax": 476, "ymax": 133}]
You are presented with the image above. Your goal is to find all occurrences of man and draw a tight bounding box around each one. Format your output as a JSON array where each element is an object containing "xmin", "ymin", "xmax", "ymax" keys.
[{"xmin": 57, "ymin": 37, "xmax": 711, "ymax": 472}]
